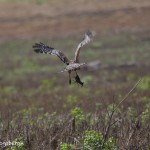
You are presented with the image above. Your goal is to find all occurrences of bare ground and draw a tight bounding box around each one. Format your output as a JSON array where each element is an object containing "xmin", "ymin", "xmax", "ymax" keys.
[{"xmin": 0, "ymin": 0, "xmax": 150, "ymax": 40}]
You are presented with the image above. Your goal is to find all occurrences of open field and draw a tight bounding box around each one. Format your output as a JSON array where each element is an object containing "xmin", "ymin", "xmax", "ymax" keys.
[
  {"xmin": 0, "ymin": 1, "xmax": 150, "ymax": 150},
  {"xmin": 1, "ymin": 0, "xmax": 150, "ymax": 40}
]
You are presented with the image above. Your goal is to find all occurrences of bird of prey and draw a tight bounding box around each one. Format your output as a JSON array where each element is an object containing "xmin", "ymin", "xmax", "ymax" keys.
[{"xmin": 33, "ymin": 31, "xmax": 95, "ymax": 86}]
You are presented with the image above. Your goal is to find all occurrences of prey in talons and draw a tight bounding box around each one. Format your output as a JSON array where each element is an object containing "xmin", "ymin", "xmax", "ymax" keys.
[{"xmin": 74, "ymin": 74, "xmax": 84, "ymax": 87}]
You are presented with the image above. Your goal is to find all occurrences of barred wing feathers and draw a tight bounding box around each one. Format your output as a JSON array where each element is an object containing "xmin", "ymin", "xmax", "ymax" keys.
[
  {"xmin": 33, "ymin": 42, "xmax": 69, "ymax": 65},
  {"xmin": 74, "ymin": 31, "xmax": 94, "ymax": 62}
]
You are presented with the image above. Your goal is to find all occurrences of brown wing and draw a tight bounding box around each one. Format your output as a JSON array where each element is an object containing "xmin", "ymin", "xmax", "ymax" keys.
[
  {"xmin": 74, "ymin": 31, "xmax": 95, "ymax": 62},
  {"xmin": 33, "ymin": 42, "xmax": 70, "ymax": 65}
]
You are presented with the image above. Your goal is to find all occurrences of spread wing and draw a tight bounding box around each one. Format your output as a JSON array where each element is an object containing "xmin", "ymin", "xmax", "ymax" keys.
[
  {"xmin": 74, "ymin": 31, "xmax": 95, "ymax": 62},
  {"xmin": 33, "ymin": 42, "xmax": 70, "ymax": 65}
]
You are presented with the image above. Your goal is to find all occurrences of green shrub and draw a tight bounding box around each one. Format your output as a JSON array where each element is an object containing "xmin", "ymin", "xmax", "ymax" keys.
[
  {"xmin": 138, "ymin": 76, "xmax": 150, "ymax": 91},
  {"xmin": 71, "ymin": 107, "xmax": 85, "ymax": 125},
  {"xmin": 60, "ymin": 143, "xmax": 74, "ymax": 150},
  {"xmin": 104, "ymin": 137, "xmax": 117, "ymax": 150},
  {"xmin": 84, "ymin": 130, "xmax": 103, "ymax": 150},
  {"xmin": 83, "ymin": 130, "xmax": 117, "ymax": 150}
]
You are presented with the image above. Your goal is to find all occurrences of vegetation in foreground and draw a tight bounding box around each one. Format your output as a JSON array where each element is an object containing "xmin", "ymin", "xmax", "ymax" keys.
[{"xmin": 0, "ymin": 33, "xmax": 150, "ymax": 149}]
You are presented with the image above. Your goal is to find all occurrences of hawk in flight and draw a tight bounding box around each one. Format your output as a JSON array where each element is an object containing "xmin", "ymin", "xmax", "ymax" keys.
[{"xmin": 33, "ymin": 31, "xmax": 95, "ymax": 86}]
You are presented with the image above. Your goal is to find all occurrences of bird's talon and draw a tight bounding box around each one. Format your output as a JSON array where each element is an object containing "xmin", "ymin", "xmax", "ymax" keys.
[{"xmin": 69, "ymin": 79, "xmax": 71, "ymax": 85}]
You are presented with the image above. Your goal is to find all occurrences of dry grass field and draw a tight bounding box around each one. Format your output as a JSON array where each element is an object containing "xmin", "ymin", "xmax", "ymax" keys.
[{"xmin": 0, "ymin": 0, "xmax": 150, "ymax": 149}]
